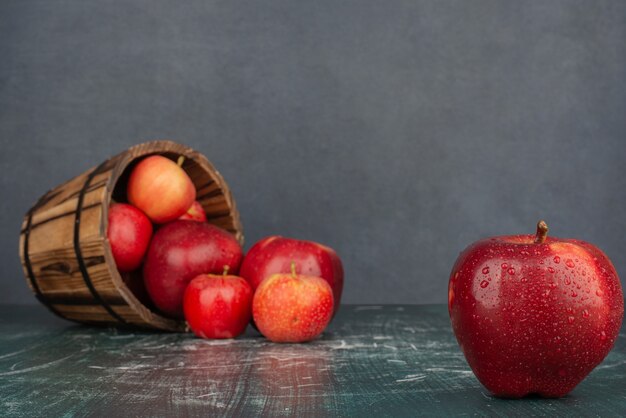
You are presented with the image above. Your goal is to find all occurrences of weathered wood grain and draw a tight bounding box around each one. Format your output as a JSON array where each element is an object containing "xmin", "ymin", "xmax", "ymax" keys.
[
  {"xmin": 19, "ymin": 140, "xmax": 243, "ymax": 331},
  {"xmin": 1, "ymin": 304, "xmax": 624, "ymax": 417}
]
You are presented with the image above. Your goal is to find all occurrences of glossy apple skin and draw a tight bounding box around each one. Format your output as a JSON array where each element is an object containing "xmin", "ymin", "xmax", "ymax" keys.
[
  {"xmin": 178, "ymin": 200, "xmax": 207, "ymax": 222},
  {"xmin": 127, "ymin": 155, "xmax": 196, "ymax": 224},
  {"xmin": 107, "ymin": 203, "xmax": 153, "ymax": 272},
  {"xmin": 143, "ymin": 220, "xmax": 243, "ymax": 318},
  {"xmin": 184, "ymin": 274, "xmax": 253, "ymax": 339},
  {"xmin": 449, "ymin": 234, "xmax": 624, "ymax": 398},
  {"xmin": 253, "ymin": 272, "xmax": 334, "ymax": 343},
  {"xmin": 240, "ymin": 236, "xmax": 343, "ymax": 316}
]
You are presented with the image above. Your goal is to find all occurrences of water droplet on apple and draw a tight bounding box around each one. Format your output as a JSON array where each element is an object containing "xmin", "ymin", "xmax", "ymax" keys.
[
  {"xmin": 565, "ymin": 277, "xmax": 571, "ymax": 285},
  {"xmin": 521, "ymin": 277, "xmax": 527, "ymax": 283},
  {"xmin": 501, "ymin": 262, "xmax": 508, "ymax": 269},
  {"xmin": 565, "ymin": 259, "xmax": 575, "ymax": 268},
  {"xmin": 568, "ymin": 316, "xmax": 575, "ymax": 324},
  {"xmin": 582, "ymin": 310, "xmax": 589, "ymax": 318},
  {"xmin": 600, "ymin": 331, "xmax": 607, "ymax": 341},
  {"xmin": 571, "ymin": 290, "xmax": 578, "ymax": 297},
  {"xmin": 596, "ymin": 289, "xmax": 604, "ymax": 297},
  {"xmin": 507, "ymin": 267, "xmax": 516, "ymax": 275},
  {"xmin": 480, "ymin": 280, "xmax": 489, "ymax": 288},
  {"xmin": 549, "ymin": 282, "xmax": 557, "ymax": 289},
  {"xmin": 482, "ymin": 267, "xmax": 490, "ymax": 275},
  {"xmin": 553, "ymin": 256, "xmax": 561, "ymax": 264},
  {"xmin": 548, "ymin": 267, "xmax": 555, "ymax": 273}
]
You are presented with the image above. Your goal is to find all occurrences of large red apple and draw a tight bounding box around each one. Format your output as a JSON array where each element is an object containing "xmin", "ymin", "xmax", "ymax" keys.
[
  {"xmin": 107, "ymin": 203, "xmax": 153, "ymax": 272},
  {"xmin": 240, "ymin": 236, "xmax": 343, "ymax": 316},
  {"xmin": 127, "ymin": 155, "xmax": 195, "ymax": 223},
  {"xmin": 143, "ymin": 220, "xmax": 243, "ymax": 318},
  {"xmin": 253, "ymin": 262, "xmax": 334, "ymax": 343},
  {"xmin": 184, "ymin": 267, "xmax": 253, "ymax": 339},
  {"xmin": 449, "ymin": 221, "xmax": 624, "ymax": 398}
]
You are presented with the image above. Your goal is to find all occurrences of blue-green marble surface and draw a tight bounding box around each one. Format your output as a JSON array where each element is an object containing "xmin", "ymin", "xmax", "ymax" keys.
[{"xmin": 1, "ymin": 304, "xmax": 625, "ymax": 416}]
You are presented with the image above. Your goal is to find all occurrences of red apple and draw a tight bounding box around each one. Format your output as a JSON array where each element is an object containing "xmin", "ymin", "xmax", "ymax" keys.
[
  {"xmin": 143, "ymin": 220, "xmax": 243, "ymax": 318},
  {"xmin": 449, "ymin": 221, "xmax": 624, "ymax": 398},
  {"xmin": 127, "ymin": 155, "xmax": 196, "ymax": 223},
  {"xmin": 184, "ymin": 267, "xmax": 253, "ymax": 339},
  {"xmin": 240, "ymin": 236, "xmax": 343, "ymax": 316},
  {"xmin": 178, "ymin": 200, "xmax": 207, "ymax": 222},
  {"xmin": 253, "ymin": 262, "xmax": 334, "ymax": 343},
  {"xmin": 107, "ymin": 203, "xmax": 153, "ymax": 272}
]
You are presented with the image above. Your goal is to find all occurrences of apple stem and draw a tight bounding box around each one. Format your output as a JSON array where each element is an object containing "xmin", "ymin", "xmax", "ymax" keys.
[
  {"xmin": 223, "ymin": 265, "xmax": 230, "ymax": 276},
  {"xmin": 290, "ymin": 261, "xmax": 297, "ymax": 278},
  {"xmin": 177, "ymin": 155, "xmax": 185, "ymax": 167},
  {"xmin": 534, "ymin": 220, "xmax": 549, "ymax": 244}
]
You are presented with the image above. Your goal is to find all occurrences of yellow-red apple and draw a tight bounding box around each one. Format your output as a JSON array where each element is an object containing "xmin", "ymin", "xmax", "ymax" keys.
[
  {"xmin": 253, "ymin": 262, "xmax": 334, "ymax": 343},
  {"xmin": 127, "ymin": 155, "xmax": 195, "ymax": 223}
]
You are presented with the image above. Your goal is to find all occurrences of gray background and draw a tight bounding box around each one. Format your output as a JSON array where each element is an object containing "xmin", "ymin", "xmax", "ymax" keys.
[{"xmin": 1, "ymin": 1, "xmax": 625, "ymax": 306}]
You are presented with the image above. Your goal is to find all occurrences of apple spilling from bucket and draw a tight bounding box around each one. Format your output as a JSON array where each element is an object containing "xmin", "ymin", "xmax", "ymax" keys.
[{"xmin": 107, "ymin": 154, "xmax": 344, "ymax": 342}]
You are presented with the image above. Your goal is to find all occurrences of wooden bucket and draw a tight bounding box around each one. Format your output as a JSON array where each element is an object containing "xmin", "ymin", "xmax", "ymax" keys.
[{"xmin": 19, "ymin": 140, "xmax": 243, "ymax": 331}]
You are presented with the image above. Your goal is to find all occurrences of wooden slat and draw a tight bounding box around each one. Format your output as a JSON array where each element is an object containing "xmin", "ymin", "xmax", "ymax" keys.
[
  {"xmin": 194, "ymin": 179, "xmax": 218, "ymax": 195},
  {"xmin": 52, "ymin": 304, "xmax": 116, "ymax": 315},
  {"xmin": 29, "ymin": 196, "xmax": 80, "ymax": 229},
  {"xmin": 109, "ymin": 305, "xmax": 154, "ymax": 325},
  {"xmin": 36, "ymin": 274, "xmax": 120, "ymax": 301},
  {"xmin": 45, "ymin": 293, "xmax": 127, "ymax": 306},
  {"xmin": 34, "ymin": 287, "xmax": 122, "ymax": 303},
  {"xmin": 59, "ymin": 308, "xmax": 115, "ymax": 322},
  {"xmin": 78, "ymin": 204, "xmax": 105, "ymax": 242},
  {"xmin": 199, "ymin": 193, "xmax": 227, "ymax": 208},
  {"xmin": 27, "ymin": 212, "xmax": 75, "ymax": 254}
]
